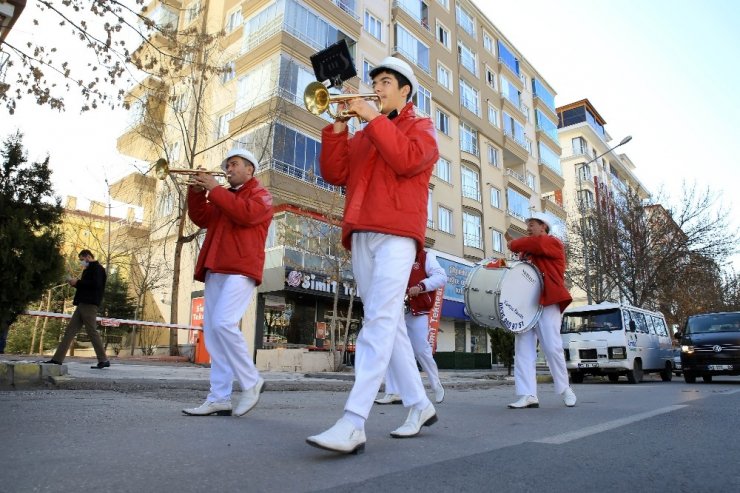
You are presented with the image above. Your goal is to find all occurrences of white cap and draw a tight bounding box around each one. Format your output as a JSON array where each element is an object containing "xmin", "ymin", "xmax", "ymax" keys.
[
  {"xmin": 526, "ymin": 211, "xmax": 552, "ymax": 233},
  {"xmin": 369, "ymin": 56, "xmax": 418, "ymax": 99},
  {"xmin": 221, "ymin": 148, "xmax": 258, "ymax": 172}
]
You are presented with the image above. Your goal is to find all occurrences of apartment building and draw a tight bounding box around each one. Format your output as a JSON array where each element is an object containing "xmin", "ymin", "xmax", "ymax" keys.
[
  {"xmin": 113, "ymin": 0, "xmax": 565, "ymax": 366},
  {"xmin": 557, "ymin": 99, "xmax": 648, "ymax": 307}
]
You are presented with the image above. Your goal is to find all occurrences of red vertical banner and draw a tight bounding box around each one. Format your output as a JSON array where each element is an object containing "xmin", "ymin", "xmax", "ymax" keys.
[
  {"xmin": 427, "ymin": 288, "xmax": 444, "ymax": 353},
  {"xmin": 190, "ymin": 297, "xmax": 210, "ymax": 364}
]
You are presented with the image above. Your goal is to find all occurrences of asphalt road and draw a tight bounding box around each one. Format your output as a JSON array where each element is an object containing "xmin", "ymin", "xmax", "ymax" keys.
[{"xmin": 2, "ymin": 376, "xmax": 739, "ymax": 492}]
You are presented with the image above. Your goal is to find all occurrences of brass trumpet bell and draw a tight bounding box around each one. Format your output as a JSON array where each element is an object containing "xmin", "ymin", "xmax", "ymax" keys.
[
  {"xmin": 153, "ymin": 158, "xmax": 226, "ymax": 181},
  {"xmin": 303, "ymin": 81, "xmax": 382, "ymax": 121}
]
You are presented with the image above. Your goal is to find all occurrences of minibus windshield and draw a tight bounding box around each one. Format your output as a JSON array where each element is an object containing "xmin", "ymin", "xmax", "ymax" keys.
[{"xmin": 562, "ymin": 309, "xmax": 623, "ymax": 334}]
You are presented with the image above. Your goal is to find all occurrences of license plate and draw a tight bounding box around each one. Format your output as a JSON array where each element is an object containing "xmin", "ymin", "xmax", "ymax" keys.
[
  {"xmin": 707, "ymin": 365, "xmax": 733, "ymax": 370},
  {"xmin": 578, "ymin": 362, "xmax": 599, "ymax": 368}
]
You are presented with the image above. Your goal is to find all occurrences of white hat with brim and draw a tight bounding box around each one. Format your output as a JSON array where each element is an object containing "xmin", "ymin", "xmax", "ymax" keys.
[
  {"xmin": 221, "ymin": 148, "xmax": 258, "ymax": 172},
  {"xmin": 369, "ymin": 56, "xmax": 418, "ymax": 99},
  {"xmin": 526, "ymin": 212, "xmax": 552, "ymax": 233}
]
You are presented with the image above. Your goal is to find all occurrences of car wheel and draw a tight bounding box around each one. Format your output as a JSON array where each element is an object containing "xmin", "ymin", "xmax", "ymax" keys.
[
  {"xmin": 570, "ymin": 371, "xmax": 584, "ymax": 384},
  {"xmin": 702, "ymin": 374, "xmax": 713, "ymax": 383},
  {"xmin": 627, "ymin": 359, "xmax": 643, "ymax": 384},
  {"xmin": 684, "ymin": 371, "xmax": 696, "ymax": 383},
  {"xmin": 607, "ymin": 374, "xmax": 619, "ymax": 383},
  {"xmin": 660, "ymin": 364, "xmax": 673, "ymax": 382}
]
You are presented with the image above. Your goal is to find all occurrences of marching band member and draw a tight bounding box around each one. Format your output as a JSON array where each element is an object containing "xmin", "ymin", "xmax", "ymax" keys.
[
  {"xmin": 306, "ymin": 56, "xmax": 439, "ymax": 454},
  {"xmin": 376, "ymin": 248, "xmax": 447, "ymax": 405},
  {"xmin": 182, "ymin": 149, "xmax": 273, "ymax": 417},
  {"xmin": 505, "ymin": 212, "xmax": 576, "ymax": 409}
]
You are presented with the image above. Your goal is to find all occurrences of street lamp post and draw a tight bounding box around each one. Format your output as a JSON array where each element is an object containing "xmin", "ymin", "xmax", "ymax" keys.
[{"xmin": 576, "ymin": 135, "xmax": 632, "ymax": 304}]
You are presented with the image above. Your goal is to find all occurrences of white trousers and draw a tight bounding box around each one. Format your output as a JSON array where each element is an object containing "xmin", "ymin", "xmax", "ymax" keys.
[
  {"xmin": 203, "ymin": 271, "xmax": 260, "ymax": 402},
  {"xmin": 514, "ymin": 303, "xmax": 570, "ymax": 397},
  {"xmin": 385, "ymin": 312, "xmax": 441, "ymax": 394},
  {"xmin": 345, "ymin": 232, "xmax": 428, "ymax": 419}
]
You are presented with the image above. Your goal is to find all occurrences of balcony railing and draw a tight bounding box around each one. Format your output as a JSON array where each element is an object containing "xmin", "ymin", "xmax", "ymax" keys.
[
  {"xmin": 462, "ymin": 185, "xmax": 481, "ymax": 202},
  {"xmin": 393, "ymin": 1, "xmax": 430, "ymax": 31},
  {"xmin": 334, "ymin": 0, "xmax": 360, "ymax": 22},
  {"xmin": 393, "ymin": 45, "xmax": 431, "ymax": 74},
  {"xmin": 259, "ymin": 158, "xmax": 345, "ymax": 195},
  {"xmin": 505, "ymin": 168, "xmax": 527, "ymax": 187},
  {"xmin": 427, "ymin": 218, "xmax": 435, "ymax": 229},
  {"xmin": 503, "ymin": 128, "xmax": 528, "ymax": 152},
  {"xmin": 463, "ymin": 233, "xmax": 482, "ymax": 249}
]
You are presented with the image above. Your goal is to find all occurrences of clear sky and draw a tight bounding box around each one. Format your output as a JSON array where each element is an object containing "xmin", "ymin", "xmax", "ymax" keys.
[
  {"xmin": 2, "ymin": 0, "xmax": 738, "ymax": 264},
  {"xmin": 474, "ymin": 0, "xmax": 740, "ymax": 268}
]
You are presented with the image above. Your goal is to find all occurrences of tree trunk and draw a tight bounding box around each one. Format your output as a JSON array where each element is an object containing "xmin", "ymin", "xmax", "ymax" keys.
[
  {"xmin": 29, "ymin": 299, "xmax": 44, "ymax": 354},
  {"xmin": 169, "ymin": 219, "xmax": 188, "ymax": 356}
]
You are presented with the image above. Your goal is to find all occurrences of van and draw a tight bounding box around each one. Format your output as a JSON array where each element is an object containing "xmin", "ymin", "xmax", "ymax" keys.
[
  {"xmin": 675, "ymin": 311, "xmax": 740, "ymax": 383},
  {"xmin": 560, "ymin": 302, "xmax": 673, "ymax": 383}
]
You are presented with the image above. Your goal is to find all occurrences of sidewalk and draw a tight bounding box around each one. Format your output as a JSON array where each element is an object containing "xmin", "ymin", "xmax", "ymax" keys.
[{"xmin": 1, "ymin": 355, "xmax": 553, "ymax": 391}]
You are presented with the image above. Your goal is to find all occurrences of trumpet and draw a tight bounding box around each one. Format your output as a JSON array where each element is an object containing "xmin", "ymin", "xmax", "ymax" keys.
[
  {"xmin": 153, "ymin": 158, "xmax": 227, "ymax": 184},
  {"xmin": 303, "ymin": 81, "xmax": 382, "ymax": 121}
]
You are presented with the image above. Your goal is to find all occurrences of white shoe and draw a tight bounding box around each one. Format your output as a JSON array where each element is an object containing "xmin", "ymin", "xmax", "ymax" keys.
[
  {"xmin": 182, "ymin": 400, "xmax": 232, "ymax": 416},
  {"xmin": 390, "ymin": 403, "xmax": 437, "ymax": 438},
  {"xmin": 374, "ymin": 393, "xmax": 402, "ymax": 405},
  {"xmin": 562, "ymin": 387, "xmax": 577, "ymax": 407},
  {"xmin": 508, "ymin": 395, "xmax": 539, "ymax": 409},
  {"xmin": 306, "ymin": 418, "xmax": 366, "ymax": 454},
  {"xmin": 433, "ymin": 384, "xmax": 445, "ymax": 404},
  {"xmin": 234, "ymin": 378, "xmax": 265, "ymax": 417}
]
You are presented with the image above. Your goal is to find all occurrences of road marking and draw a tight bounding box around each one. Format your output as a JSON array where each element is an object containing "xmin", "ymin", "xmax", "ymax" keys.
[{"xmin": 534, "ymin": 405, "xmax": 687, "ymax": 445}]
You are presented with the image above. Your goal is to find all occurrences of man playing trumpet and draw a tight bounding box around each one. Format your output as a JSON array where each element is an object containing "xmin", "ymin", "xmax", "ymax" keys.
[
  {"xmin": 306, "ymin": 57, "xmax": 439, "ymax": 454},
  {"xmin": 182, "ymin": 149, "xmax": 273, "ymax": 417}
]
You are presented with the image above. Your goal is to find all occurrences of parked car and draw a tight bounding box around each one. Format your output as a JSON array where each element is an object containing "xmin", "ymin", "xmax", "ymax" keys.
[
  {"xmin": 675, "ymin": 311, "xmax": 740, "ymax": 383},
  {"xmin": 561, "ymin": 302, "xmax": 673, "ymax": 384}
]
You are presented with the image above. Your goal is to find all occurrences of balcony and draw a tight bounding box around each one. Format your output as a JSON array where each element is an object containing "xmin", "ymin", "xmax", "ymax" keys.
[
  {"xmin": 502, "ymin": 129, "xmax": 528, "ymax": 165},
  {"xmin": 392, "ymin": 0, "xmax": 431, "ymax": 34},
  {"xmin": 539, "ymin": 160, "xmax": 565, "ymax": 194},
  {"xmin": 392, "ymin": 45, "xmax": 431, "ymax": 75},
  {"xmin": 332, "ymin": 0, "xmax": 361, "ymax": 22},
  {"xmin": 542, "ymin": 194, "xmax": 566, "ymax": 219}
]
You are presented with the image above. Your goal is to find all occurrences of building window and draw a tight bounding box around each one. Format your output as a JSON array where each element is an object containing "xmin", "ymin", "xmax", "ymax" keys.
[
  {"xmin": 362, "ymin": 59, "xmax": 375, "ymax": 86},
  {"xmin": 490, "ymin": 187, "xmax": 501, "ymax": 208},
  {"xmin": 186, "ymin": 1, "xmax": 201, "ymax": 24},
  {"xmin": 216, "ymin": 111, "xmax": 233, "ymax": 139},
  {"xmin": 436, "ymin": 0, "xmax": 449, "ymax": 8},
  {"xmin": 487, "ymin": 144, "xmax": 499, "ymax": 167},
  {"xmin": 487, "ymin": 104, "xmax": 498, "ymax": 127},
  {"xmin": 506, "ymin": 187, "xmax": 530, "ymax": 220},
  {"xmin": 572, "ymin": 137, "xmax": 588, "ymax": 155},
  {"xmin": 436, "ymin": 109, "xmax": 450, "ymax": 135},
  {"xmin": 221, "ymin": 60, "xmax": 236, "ymax": 84},
  {"xmin": 437, "ymin": 63, "xmax": 452, "ymax": 91},
  {"xmin": 158, "ymin": 191, "xmax": 175, "ymax": 217},
  {"xmin": 459, "ymin": 78, "xmax": 480, "ymax": 116},
  {"xmin": 463, "ymin": 211, "xmax": 482, "ymax": 248},
  {"xmin": 436, "ymin": 20, "xmax": 450, "ymax": 49},
  {"xmin": 527, "ymin": 171, "xmax": 536, "ymax": 191},
  {"xmin": 483, "ymin": 32, "xmax": 494, "ymax": 53},
  {"xmin": 460, "ymin": 121, "xmax": 478, "ymax": 156},
  {"xmin": 427, "ymin": 191, "xmax": 434, "ymax": 228},
  {"xmin": 485, "ymin": 66, "xmax": 496, "ymax": 90},
  {"xmin": 364, "ymin": 10, "xmax": 382, "ymax": 40},
  {"xmin": 395, "ymin": 23, "xmax": 430, "ymax": 73},
  {"xmin": 500, "ymin": 75, "xmax": 521, "ymax": 107},
  {"xmin": 578, "ymin": 189, "xmax": 595, "ymax": 209},
  {"xmin": 414, "ymin": 84, "xmax": 431, "ymax": 116},
  {"xmin": 435, "ymin": 157, "xmax": 451, "ymax": 183},
  {"xmin": 492, "ymin": 229, "xmax": 503, "ymax": 252},
  {"xmin": 438, "ymin": 206, "xmax": 453, "ymax": 233},
  {"xmin": 226, "ymin": 9, "xmax": 243, "ymax": 33},
  {"xmin": 461, "ymin": 166, "xmax": 480, "ymax": 202},
  {"xmin": 455, "ymin": 3, "xmax": 475, "ymax": 37},
  {"xmin": 457, "ymin": 41, "xmax": 477, "ymax": 76}
]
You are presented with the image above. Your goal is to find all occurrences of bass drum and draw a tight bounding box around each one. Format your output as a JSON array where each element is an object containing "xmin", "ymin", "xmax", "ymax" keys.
[{"xmin": 464, "ymin": 261, "xmax": 543, "ymax": 333}]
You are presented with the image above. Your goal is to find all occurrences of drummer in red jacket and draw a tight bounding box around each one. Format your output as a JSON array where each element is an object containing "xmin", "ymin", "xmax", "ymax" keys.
[
  {"xmin": 505, "ymin": 212, "xmax": 577, "ymax": 409},
  {"xmin": 306, "ymin": 57, "xmax": 439, "ymax": 454},
  {"xmin": 182, "ymin": 148, "xmax": 273, "ymax": 418}
]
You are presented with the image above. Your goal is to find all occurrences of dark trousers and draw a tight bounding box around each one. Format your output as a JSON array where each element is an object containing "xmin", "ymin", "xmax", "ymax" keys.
[{"xmin": 52, "ymin": 303, "xmax": 107, "ymax": 363}]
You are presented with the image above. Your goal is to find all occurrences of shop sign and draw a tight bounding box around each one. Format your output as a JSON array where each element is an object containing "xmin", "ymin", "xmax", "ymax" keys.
[
  {"xmin": 436, "ymin": 257, "xmax": 474, "ymax": 303},
  {"xmin": 285, "ymin": 268, "xmax": 357, "ymax": 297}
]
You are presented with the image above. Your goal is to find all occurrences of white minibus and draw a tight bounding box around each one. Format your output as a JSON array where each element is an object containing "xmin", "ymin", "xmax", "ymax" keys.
[{"xmin": 560, "ymin": 302, "xmax": 673, "ymax": 383}]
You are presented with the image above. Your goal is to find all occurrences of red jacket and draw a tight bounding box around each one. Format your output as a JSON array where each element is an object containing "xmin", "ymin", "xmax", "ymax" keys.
[
  {"xmin": 319, "ymin": 102, "xmax": 439, "ymax": 251},
  {"xmin": 187, "ymin": 178, "xmax": 273, "ymax": 284},
  {"xmin": 509, "ymin": 235, "xmax": 572, "ymax": 312}
]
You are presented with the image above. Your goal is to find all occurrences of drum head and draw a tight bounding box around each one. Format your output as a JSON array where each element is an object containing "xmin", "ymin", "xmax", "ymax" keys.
[
  {"xmin": 464, "ymin": 261, "xmax": 543, "ymax": 333},
  {"xmin": 497, "ymin": 262, "xmax": 543, "ymax": 333}
]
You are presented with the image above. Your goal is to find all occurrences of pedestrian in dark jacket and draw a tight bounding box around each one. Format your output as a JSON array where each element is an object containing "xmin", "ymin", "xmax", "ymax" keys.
[{"xmin": 45, "ymin": 249, "xmax": 110, "ymax": 369}]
